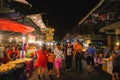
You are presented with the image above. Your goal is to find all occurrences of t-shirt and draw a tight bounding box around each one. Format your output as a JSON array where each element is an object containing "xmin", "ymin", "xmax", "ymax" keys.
[
  {"xmin": 67, "ymin": 48, "xmax": 72, "ymax": 55},
  {"xmin": 86, "ymin": 47, "xmax": 96, "ymax": 56},
  {"xmin": 48, "ymin": 53, "xmax": 55, "ymax": 63},
  {"xmin": 73, "ymin": 44, "xmax": 82, "ymax": 53},
  {"xmin": 54, "ymin": 49, "xmax": 64, "ymax": 60},
  {"xmin": 8, "ymin": 50, "xmax": 19, "ymax": 60}
]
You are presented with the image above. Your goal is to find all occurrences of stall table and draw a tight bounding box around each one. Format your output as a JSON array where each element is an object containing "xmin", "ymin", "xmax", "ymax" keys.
[{"xmin": 102, "ymin": 58, "xmax": 113, "ymax": 74}]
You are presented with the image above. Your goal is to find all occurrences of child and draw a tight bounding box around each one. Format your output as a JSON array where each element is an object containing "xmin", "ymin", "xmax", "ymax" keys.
[
  {"xmin": 94, "ymin": 54, "xmax": 99, "ymax": 71},
  {"xmin": 97, "ymin": 55, "xmax": 103, "ymax": 71},
  {"xmin": 94, "ymin": 54, "xmax": 103, "ymax": 71},
  {"xmin": 47, "ymin": 49, "xmax": 55, "ymax": 75},
  {"xmin": 54, "ymin": 44, "xmax": 65, "ymax": 78}
]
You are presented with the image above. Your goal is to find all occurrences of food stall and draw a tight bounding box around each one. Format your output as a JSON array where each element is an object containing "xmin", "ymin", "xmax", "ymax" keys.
[
  {"xmin": 0, "ymin": 58, "xmax": 33, "ymax": 80},
  {"xmin": 0, "ymin": 18, "xmax": 35, "ymax": 80}
]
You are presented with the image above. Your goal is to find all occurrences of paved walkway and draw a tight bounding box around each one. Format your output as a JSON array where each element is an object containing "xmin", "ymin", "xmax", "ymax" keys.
[{"xmin": 29, "ymin": 58, "xmax": 112, "ymax": 80}]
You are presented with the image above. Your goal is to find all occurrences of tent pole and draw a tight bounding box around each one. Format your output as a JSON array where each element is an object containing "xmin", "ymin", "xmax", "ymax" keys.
[
  {"xmin": 22, "ymin": 15, "xmax": 25, "ymax": 58},
  {"xmin": 22, "ymin": 34, "xmax": 25, "ymax": 58}
]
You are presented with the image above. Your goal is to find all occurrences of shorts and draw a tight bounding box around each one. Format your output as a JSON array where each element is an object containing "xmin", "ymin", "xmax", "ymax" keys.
[
  {"xmin": 55, "ymin": 58, "xmax": 62, "ymax": 69},
  {"xmin": 86, "ymin": 56, "xmax": 94, "ymax": 66},
  {"xmin": 47, "ymin": 62, "xmax": 53, "ymax": 70}
]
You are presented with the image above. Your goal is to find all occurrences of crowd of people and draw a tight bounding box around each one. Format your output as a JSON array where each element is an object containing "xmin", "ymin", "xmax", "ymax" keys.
[
  {"xmin": 34, "ymin": 39, "xmax": 106, "ymax": 80},
  {"xmin": 0, "ymin": 39, "xmax": 120, "ymax": 80}
]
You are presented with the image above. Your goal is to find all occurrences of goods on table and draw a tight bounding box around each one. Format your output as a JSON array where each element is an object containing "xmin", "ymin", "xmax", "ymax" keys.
[
  {"xmin": 8, "ymin": 59, "xmax": 25, "ymax": 64},
  {"xmin": 0, "ymin": 58, "xmax": 33, "ymax": 72},
  {"xmin": 8, "ymin": 58, "xmax": 33, "ymax": 64},
  {"xmin": 0, "ymin": 58, "xmax": 34, "ymax": 80},
  {"xmin": 0, "ymin": 63, "xmax": 16, "ymax": 72}
]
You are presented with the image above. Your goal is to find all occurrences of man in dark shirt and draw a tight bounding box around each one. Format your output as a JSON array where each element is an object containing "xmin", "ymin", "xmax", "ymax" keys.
[{"xmin": 64, "ymin": 41, "xmax": 73, "ymax": 71}]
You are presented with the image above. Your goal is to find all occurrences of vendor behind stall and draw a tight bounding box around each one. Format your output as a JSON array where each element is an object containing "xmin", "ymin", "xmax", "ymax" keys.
[
  {"xmin": 7, "ymin": 46, "xmax": 19, "ymax": 60},
  {"xmin": 111, "ymin": 45, "xmax": 120, "ymax": 80},
  {"xmin": 2, "ymin": 47, "xmax": 9, "ymax": 63}
]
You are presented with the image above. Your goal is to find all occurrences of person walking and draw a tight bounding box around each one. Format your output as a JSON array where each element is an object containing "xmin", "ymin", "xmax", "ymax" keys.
[
  {"xmin": 64, "ymin": 41, "xmax": 73, "ymax": 71},
  {"xmin": 2, "ymin": 47, "xmax": 9, "ymax": 64},
  {"xmin": 47, "ymin": 49, "xmax": 55, "ymax": 75},
  {"xmin": 73, "ymin": 39, "xmax": 83, "ymax": 72},
  {"xmin": 111, "ymin": 45, "xmax": 120, "ymax": 80},
  {"xmin": 35, "ymin": 44, "xmax": 48, "ymax": 80},
  {"xmin": 86, "ymin": 43, "xmax": 96, "ymax": 72},
  {"xmin": 54, "ymin": 43, "xmax": 65, "ymax": 78}
]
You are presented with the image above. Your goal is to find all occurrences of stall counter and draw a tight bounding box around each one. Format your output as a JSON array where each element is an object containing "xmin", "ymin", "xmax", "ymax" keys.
[{"xmin": 102, "ymin": 58, "xmax": 113, "ymax": 74}]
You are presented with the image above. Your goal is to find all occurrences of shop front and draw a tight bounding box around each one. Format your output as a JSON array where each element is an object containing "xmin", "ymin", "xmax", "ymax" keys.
[
  {"xmin": 99, "ymin": 21, "xmax": 120, "ymax": 75},
  {"xmin": 99, "ymin": 21, "xmax": 120, "ymax": 48}
]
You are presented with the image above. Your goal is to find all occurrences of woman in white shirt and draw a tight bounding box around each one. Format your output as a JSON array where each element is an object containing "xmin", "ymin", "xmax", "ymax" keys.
[{"xmin": 54, "ymin": 43, "xmax": 65, "ymax": 78}]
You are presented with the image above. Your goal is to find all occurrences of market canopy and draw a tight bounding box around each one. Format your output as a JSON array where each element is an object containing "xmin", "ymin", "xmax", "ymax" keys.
[
  {"xmin": 0, "ymin": 18, "xmax": 35, "ymax": 34},
  {"xmin": 99, "ymin": 21, "xmax": 120, "ymax": 32}
]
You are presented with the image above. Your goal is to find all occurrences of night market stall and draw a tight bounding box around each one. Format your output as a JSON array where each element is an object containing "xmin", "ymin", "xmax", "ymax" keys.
[{"xmin": 0, "ymin": 18, "xmax": 34, "ymax": 80}]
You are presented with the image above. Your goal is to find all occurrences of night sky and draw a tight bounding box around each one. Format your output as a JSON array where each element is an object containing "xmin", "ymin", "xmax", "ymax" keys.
[{"xmin": 27, "ymin": 0, "xmax": 100, "ymax": 40}]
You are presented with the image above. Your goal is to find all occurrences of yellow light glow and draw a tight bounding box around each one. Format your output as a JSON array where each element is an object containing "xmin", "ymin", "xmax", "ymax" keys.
[
  {"xmin": 28, "ymin": 40, "xmax": 34, "ymax": 43},
  {"xmin": 116, "ymin": 42, "xmax": 119, "ymax": 45},
  {"xmin": 22, "ymin": 36, "xmax": 26, "ymax": 41}
]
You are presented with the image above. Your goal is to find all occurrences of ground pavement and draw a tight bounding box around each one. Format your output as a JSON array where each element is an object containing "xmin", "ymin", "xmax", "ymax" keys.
[{"xmin": 29, "ymin": 58, "xmax": 112, "ymax": 80}]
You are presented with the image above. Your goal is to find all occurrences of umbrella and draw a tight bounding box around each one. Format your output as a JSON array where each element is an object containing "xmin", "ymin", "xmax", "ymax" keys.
[{"xmin": 0, "ymin": 18, "xmax": 35, "ymax": 34}]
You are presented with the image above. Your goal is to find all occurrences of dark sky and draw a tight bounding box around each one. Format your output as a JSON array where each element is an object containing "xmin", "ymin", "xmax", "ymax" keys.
[{"xmin": 27, "ymin": 0, "xmax": 100, "ymax": 40}]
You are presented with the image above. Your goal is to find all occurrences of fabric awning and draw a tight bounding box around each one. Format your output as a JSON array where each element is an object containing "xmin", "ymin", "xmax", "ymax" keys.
[{"xmin": 0, "ymin": 18, "xmax": 35, "ymax": 34}]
